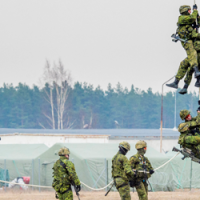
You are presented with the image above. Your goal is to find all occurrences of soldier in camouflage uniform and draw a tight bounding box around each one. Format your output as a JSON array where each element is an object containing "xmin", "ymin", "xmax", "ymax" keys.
[
  {"xmin": 178, "ymin": 110, "xmax": 200, "ymax": 158},
  {"xmin": 52, "ymin": 147, "xmax": 81, "ymax": 200},
  {"xmin": 166, "ymin": 5, "xmax": 200, "ymax": 92},
  {"xmin": 112, "ymin": 141, "xmax": 135, "ymax": 200},
  {"xmin": 129, "ymin": 141, "xmax": 154, "ymax": 200},
  {"xmin": 173, "ymin": 36, "xmax": 200, "ymax": 95}
]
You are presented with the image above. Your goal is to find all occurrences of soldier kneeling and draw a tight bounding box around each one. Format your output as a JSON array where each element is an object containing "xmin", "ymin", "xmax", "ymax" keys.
[{"xmin": 129, "ymin": 141, "xmax": 154, "ymax": 200}]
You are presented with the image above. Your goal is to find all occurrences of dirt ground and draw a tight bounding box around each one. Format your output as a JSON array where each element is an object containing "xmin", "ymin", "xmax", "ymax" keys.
[{"xmin": 1, "ymin": 190, "xmax": 200, "ymax": 200}]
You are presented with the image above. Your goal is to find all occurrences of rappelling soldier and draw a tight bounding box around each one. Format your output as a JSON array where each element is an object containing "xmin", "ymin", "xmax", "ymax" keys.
[
  {"xmin": 52, "ymin": 147, "xmax": 81, "ymax": 200},
  {"xmin": 178, "ymin": 110, "xmax": 200, "ymax": 158},
  {"xmin": 167, "ymin": 4, "xmax": 200, "ymax": 92},
  {"xmin": 111, "ymin": 141, "xmax": 135, "ymax": 200},
  {"xmin": 129, "ymin": 141, "xmax": 154, "ymax": 200}
]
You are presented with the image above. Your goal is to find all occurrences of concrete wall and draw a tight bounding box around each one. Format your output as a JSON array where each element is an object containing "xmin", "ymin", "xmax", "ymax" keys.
[
  {"xmin": 0, "ymin": 134, "xmax": 109, "ymax": 147},
  {"xmin": 0, "ymin": 133, "xmax": 178, "ymax": 153}
]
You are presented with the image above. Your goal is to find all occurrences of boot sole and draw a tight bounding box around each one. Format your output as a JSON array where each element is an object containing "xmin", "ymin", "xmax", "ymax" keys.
[
  {"xmin": 179, "ymin": 91, "xmax": 187, "ymax": 95},
  {"xmin": 166, "ymin": 84, "xmax": 178, "ymax": 89}
]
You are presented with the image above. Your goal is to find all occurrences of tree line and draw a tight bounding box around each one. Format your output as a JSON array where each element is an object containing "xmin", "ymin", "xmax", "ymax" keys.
[{"xmin": 0, "ymin": 81, "xmax": 198, "ymax": 129}]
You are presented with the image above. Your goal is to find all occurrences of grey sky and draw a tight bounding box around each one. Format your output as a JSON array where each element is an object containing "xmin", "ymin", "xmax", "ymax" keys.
[{"xmin": 0, "ymin": 0, "xmax": 198, "ymax": 94}]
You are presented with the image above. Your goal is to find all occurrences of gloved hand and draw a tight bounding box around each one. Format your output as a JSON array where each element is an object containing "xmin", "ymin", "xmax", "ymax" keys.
[
  {"xmin": 193, "ymin": 4, "xmax": 198, "ymax": 10},
  {"xmin": 76, "ymin": 185, "xmax": 81, "ymax": 192},
  {"xmin": 149, "ymin": 170, "xmax": 154, "ymax": 175},
  {"xmin": 129, "ymin": 180, "xmax": 135, "ymax": 187}
]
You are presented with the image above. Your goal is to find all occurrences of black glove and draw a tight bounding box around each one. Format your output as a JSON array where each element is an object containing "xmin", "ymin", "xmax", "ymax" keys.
[
  {"xmin": 76, "ymin": 185, "xmax": 81, "ymax": 192},
  {"xmin": 149, "ymin": 170, "xmax": 154, "ymax": 175},
  {"xmin": 193, "ymin": 4, "xmax": 198, "ymax": 10},
  {"xmin": 129, "ymin": 180, "xmax": 135, "ymax": 187}
]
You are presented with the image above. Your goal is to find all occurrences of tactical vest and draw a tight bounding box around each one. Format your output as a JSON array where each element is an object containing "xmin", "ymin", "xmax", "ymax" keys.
[
  {"xmin": 130, "ymin": 155, "xmax": 151, "ymax": 179},
  {"xmin": 177, "ymin": 24, "xmax": 194, "ymax": 40},
  {"xmin": 52, "ymin": 159, "xmax": 71, "ymax": 194}
]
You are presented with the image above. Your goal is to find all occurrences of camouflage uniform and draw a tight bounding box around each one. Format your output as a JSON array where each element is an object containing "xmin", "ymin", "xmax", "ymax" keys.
[
  {"xmin": 129, "ymin": 141, "xmax": 154, "ymax": 200},
  {"xmin": 178, "ymin": 110, "xmax": 200, "ymax": 158},
  {"xmin": 112, "ymin": 141, "xmax": 135, "ymax": 200},
  {"xmin": 166, "ymin": 6, "xmax": 200, "ymax": 92},
  {"xmin": 177, "ymin": 8, "xmax": 198, "ymax": 69},
  {"xmin": 52, "ymin": 148, "xmax": 80, "ymax": 200},
  {"xmin": 176, "ymin": 29, "xmax": 200, "ymax": 86}
]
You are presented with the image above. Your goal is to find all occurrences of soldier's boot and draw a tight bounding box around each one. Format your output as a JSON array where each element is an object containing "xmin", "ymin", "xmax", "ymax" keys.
[
  {"xmin": 179, "ymin": 83, "xmax": 188, "ymax": 95},
  {"xmin": 195, "ymin": 76, "xmax": 200, "ymax": 87},
  {"xmin": 194, "ymin": 66, "xmax": 200, "ymax": 78},
  {"xmin": 166, "ymin": 78, "xmax": 179, "ymax": 89}
]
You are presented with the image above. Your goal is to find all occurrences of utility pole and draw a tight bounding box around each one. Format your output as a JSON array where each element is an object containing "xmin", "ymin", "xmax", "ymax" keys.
[{"xmin": 160, "ymin": 76, "xmax": 175, "ymax": 153}]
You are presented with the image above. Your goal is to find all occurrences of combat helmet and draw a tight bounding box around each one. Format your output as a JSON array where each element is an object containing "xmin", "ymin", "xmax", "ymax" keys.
[
  {"xmin": 179, "ymin": 5, "xmax": 191, "ymax": 14},
  {"xmin": 58, "ymin": 147, "xmax": 70, "ymax": 156},
  {"xmin": 180, "ymin": 110, "xmax": 190, "ymax": 120},
  {"xmin": 178, "ymin": 123, "xmax": 189, "ymax": 133},
  {"xmin": 135, "ymin": 140, "xmax": 147, "ymax": 150},
  {"xmin": 119, "ymin": 141, "xmax": 131, "ymax": 151}
]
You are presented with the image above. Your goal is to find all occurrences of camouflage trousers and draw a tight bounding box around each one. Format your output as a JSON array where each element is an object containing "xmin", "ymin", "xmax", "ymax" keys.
[
  {"xmin": 135, "ymin": 180, "xmax": 148, "ymax": 200},
  {"xmin": 57, "ymin": 187, "xmax": 73, "ymax": 200},
  {"xmin": 176, "ymin": 52, "xmax": 200, "ymax": 85},
  {"xmin": 115, "ymin": 177, "xmax": 131, "ymax": 200},
  {"xmin": 183, "ymin": 135, "xmax": 200, "ymax": 159},
  {"xmin": 176, "ymin": 40, "xmax": 199, "ymax": 85}
]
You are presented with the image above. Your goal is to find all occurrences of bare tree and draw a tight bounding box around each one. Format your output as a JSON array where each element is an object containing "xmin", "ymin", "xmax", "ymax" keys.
[
  {"xmin": 41, "ymin": 60, "xmax": 72, "ymax": 129},
  {"xmin": 52, "ymin": 61, "xmax": 72, "ymax": 129},
  {"xmin": 41, "ymin": 61, "xmax": 55, "ymax": 129}
]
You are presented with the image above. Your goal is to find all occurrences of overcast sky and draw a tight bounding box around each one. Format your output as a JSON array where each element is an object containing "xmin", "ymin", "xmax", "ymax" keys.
[{"xmin": 0, "ymin": 0, "xmax": 198, "ymax": 94}]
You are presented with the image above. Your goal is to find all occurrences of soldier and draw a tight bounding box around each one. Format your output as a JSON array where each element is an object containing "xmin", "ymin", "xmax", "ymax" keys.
[
  {"xmin": 129, "ymin": 141, "xmax": 154, "ymax": 200},
  {"xmin": 166, "ymin": 4, "xmax": 200, "ymax": 90},
  {"xmin": 172, "ymin": 37, "xmax": 200, "ymax": 95},
  {"xmin": 178, "ymin": 110, "xmax": 200, "ymax": 158},
  {"xmin": 111, "ymin": 141, "xmax": 135, "ymax": 200},
  {"xmin": 52, "ymin": 147, "xmax": 81, "ymax": 200}
]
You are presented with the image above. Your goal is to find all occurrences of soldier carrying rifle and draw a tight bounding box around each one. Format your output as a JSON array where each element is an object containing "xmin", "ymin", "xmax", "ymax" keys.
[
  {"xmin": 174, "ymin": 109, "xmax": 200, "ymax": 162},
  {"xmin": 52, "ymin": 147, "xmax": 81, "ymax": 200},
  {"xmin": 167, "ymin": 4, "xmax": 200, "ymax": 94}
]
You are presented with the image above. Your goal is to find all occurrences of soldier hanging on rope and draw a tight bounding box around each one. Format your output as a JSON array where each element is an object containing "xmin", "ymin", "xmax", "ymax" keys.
[
  {"xmin": 167, "ymin": 4, "xmax": 200, "ymax": 94},
  {"xmin": 129, "ymin": 141, "xmax": 154, "ymax": 200},
  {"xmin": 173, "ymin": 110, "xmax": 200, "ymax": 162}
]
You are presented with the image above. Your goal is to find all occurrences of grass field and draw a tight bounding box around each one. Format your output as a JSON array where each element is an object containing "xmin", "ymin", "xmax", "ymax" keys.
[{"xmin": 1, "ymin": 190, "xmax": 200, "ymax": 200}]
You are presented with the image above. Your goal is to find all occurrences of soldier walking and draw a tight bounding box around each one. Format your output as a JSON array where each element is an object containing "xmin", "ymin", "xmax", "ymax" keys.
[
  {"xmin": 129, "ymin": 141, "xmax": 154, "ymax": 200},
  {"xmin": 111, "ymin": 141, "xmax": 135, "ymax": 200},
  {"xmin": 52, "ymin": 147, "xmax": 81, "ymax": 200}
]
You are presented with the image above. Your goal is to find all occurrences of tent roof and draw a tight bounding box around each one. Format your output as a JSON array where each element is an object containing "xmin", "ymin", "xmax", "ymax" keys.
[
  {"xmin": 38, "ymin": 143, "xmax": 163, "ymax": 161},
  {"xmin": 0, "ymin": 144, "xmax": 48, "ymax": 160}
]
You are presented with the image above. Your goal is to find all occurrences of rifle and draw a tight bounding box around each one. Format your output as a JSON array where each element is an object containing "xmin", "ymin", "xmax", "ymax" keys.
[
  {"xmin": 71, "ymin": 181, "xmax": 80, "ymax": 200},
  {"xmin": 59, "ymin": 159, "xmax": 81, "ymax": 200},
  {"xmin": 142, "ymin": 158, "xmax": 153, "ymax": 192},
  {"xmin": 105, "ymin": 181, "xmax": 115, "ymax": 196},
  {"xmin": 171, "ymin": 34, "xmax": 188, "ymax": 44},
  {"xmin": 172, "ymin": 146, "xmax": 200, "ymax": 163}
]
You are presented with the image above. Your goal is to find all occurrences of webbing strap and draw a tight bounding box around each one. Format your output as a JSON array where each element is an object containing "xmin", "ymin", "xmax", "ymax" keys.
[{"xmin": 116, "ymin": 183, "xmax": 128, "ymax": 190}]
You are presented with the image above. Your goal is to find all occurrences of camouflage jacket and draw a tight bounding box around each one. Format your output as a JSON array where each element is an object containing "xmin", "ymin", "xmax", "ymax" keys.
[
  {"xmin": 129, "ymin": 153, "xmax": 153, "ymax": 179},
  {"xmin": 111, "ymin": 151, "xmax": 134, "ymax": 181},
  {"xmin": 177, "ymin": 10, "xmax": 198, "ymax": 40},
  {"xmin": 52, "ymin": 156, "xmax": 80, "ymax": 193},
  {"xmin": 181, "ymin": 113, "xmax": 200, "ymax": 131}
]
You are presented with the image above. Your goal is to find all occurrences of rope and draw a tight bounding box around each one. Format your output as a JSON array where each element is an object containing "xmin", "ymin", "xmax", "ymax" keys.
[{"xmin": 0, "ymin": 152, "xmax": 180, "ymax": 190}]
